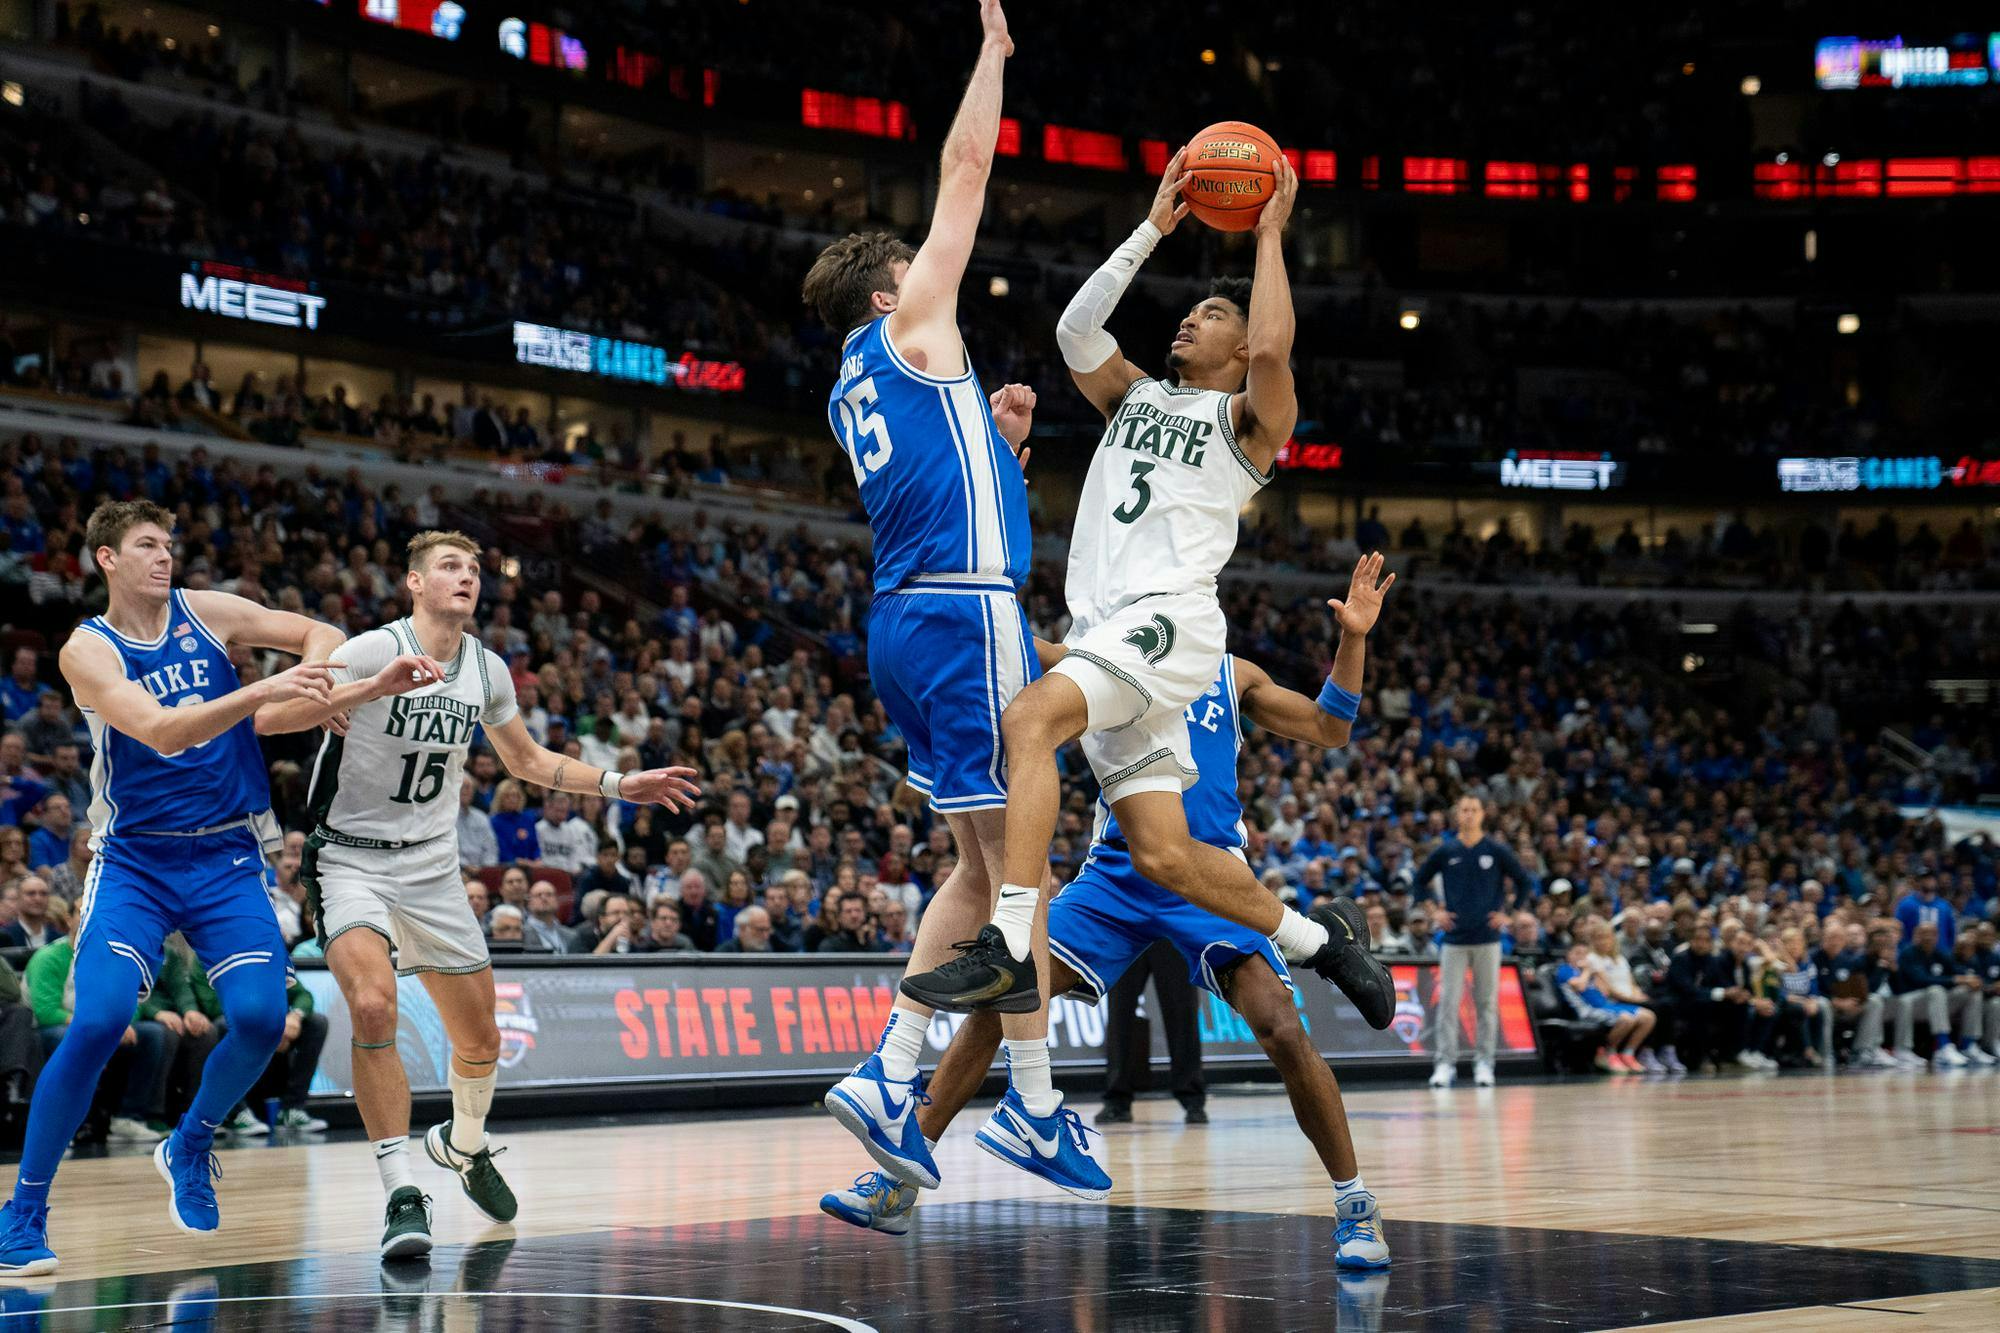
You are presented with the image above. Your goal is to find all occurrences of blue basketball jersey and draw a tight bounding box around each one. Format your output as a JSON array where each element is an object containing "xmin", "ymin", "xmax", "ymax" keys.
[
  {"xmin": 1096, "ymin": 656, "xmax": 1246, "ymax": 850},
  {"xmin": 75, "ymin": 589, "xmax": 271, "ymax": 844},
  {"xmin": 827, "ymin": 317, "xmax": 1031, "ymax": 595}
]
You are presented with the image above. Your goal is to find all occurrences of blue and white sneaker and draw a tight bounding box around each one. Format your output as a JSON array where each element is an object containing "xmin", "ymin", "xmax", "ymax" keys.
[
  {"xmin": 1334, "ymin": 1189, "xmax": 1391, "ymax": 1269},
  {"xmin": 823, "ymin": 1055, "xmax": 939, "ymax": 1190},
  {"xmin": 155, "ymin": 1135, "xmax": 223, "ymax": 1233},
  {"xmin": 973, "ymin": 1089, "xmax": 1112, "ymax": 1201},
  {"xmin": 819, "ymin": 1172, "xmax": 918, "ymax": 1235},
  {"xmin": 0, "ymin": 1199, "xmax": 57, "ymax": 1276}
]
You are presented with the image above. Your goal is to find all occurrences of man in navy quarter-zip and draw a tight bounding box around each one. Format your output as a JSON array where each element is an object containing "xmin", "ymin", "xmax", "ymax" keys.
[{"xmin": 1412, "ymin": 796, "xmax": 1537, "ymax": 1089}]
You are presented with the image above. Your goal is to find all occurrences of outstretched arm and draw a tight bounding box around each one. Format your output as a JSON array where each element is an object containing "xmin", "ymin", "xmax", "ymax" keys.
[
  {"xmin": 61, "ymin": 630, "xmax": 336, "ymax": 757},
  {"xmin": 1057, "ymin": 147, "xmax": 1193, "ymax": 418},
  {"xmin": 1231, "ymin": 155, "xmax": 1299, "ymax": 471},
  {"xmin": 484, "ymin": 715, "xmax": 701, "ymax": 811},
  {"xmin": 1235, "ymin": 552, "xmax": 1395, "ymax": 749},
  {"xmin": 886, "ymin": 0, "xmax": 1012, "ymax": 375}
]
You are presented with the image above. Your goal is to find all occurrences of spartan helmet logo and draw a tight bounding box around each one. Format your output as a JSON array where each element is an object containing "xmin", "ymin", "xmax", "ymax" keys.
[{"xmin": 1121, "ymin": 614, "xmax": 1177, "ymax": 666}]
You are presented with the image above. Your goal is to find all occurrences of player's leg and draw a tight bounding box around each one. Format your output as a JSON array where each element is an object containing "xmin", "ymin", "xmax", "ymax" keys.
[
  {"xmin": 1219, "ymin": 956, "xmax": 1388, "ymax": 1270},
  {"xmin": 0, "ymin": 895, "xmax": 161, "ymax": 1274},
  {"xmin": 416, "ymin": 966, "xmax": 518, "ymax": 1224},
  {"xmin": 1115, "ymin": 789, "xmax": 1394, "ymax": 1029},
  {"xmin": 1470, "ymin": 941, "xmax": 1502, "ymax": 1084},
  {"xmin": 324, "ymin": 925, "xmax": 431, "ymax": 1258}
]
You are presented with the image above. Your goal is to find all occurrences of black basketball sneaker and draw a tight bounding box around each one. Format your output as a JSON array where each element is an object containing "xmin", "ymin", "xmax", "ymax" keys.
[
  {"xmin": 899, "ymin": 924, "xmax": 1041, "ymax": 1013},
  {"xmin": 1305, "ymin": 897, "xmax": 1396, "ymax": 1029}
]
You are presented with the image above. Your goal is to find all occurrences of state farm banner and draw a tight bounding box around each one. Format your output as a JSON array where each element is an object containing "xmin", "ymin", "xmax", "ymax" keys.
[{"xmin": 297, "ymin": 957, "xmax": 1537, "ymax": 1097}]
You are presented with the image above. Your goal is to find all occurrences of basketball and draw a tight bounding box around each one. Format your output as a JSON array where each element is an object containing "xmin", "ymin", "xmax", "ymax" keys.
[{"xmin": 1182, "ymin": 121, "xmax": 1282, "ymax": 231}]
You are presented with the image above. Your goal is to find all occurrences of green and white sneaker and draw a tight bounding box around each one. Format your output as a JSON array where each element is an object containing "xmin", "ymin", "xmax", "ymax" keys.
[
  {"xmin": 424, "ymin": 1122, "xmax": 518, "ymax": 1223},
  {"xmin": 380, "ymin": 1186, "xmax": 433, "ymax": 1260},
  {"xmin": 276, "ymin": 1108, "xmax": 329, "ymax": 1134},
  {"xmin": 222, "ymin": 1107, "xmax": 269, "ymax": 1138}
]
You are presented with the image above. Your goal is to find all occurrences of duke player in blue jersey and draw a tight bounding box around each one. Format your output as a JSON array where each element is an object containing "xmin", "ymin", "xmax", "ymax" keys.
[
  {"xmin": 801, "ymin": 0, "xmax": 1090, "ymax": 1195},
  {"xmin": 0, "ymin": 500, "xmax": 438, "ymax": 1275},
  {"xmin": 822, "ymin": 555, "xmax": 1396, "ymax": 1270}
]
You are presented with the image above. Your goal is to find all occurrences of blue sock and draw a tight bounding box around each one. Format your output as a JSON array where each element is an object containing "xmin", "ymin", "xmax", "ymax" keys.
[
  {"xmin": 175, "ymin": 961, "xmax": 288, "ymax": 1153},
  {"xmin": 13, "ymin": 949, "xmax": 147, "ymax": 1206}
]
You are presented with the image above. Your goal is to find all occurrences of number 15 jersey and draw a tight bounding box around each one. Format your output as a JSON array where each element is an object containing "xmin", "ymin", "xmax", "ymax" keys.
[
  {"xmin": 305, "ymin": 621, "xmax": 518, "ymax": 847},
  {"xmin": 1066, "ymin": 378, "xmax": 1271, "ymax": 627},
  {"xmin": 826, "ymin": 317, "xmax": 1031, "ymax": 596}
]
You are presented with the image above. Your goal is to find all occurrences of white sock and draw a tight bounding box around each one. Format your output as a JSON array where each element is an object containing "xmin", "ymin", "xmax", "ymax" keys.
[
  {"xmin": 874, "ymin": 1005, "xmax": 929, "ymax": 1083},
  {"xmin": 924, "ymin": 1136, "xmax": 939, "ymax": 1154},
  {"xmin": 1006, "ymin": 1038, "xmax": 1059, "ymax": 1117},
  {"xmin": 1272, "ymin": 908, "xmax": 1331, "ymax": 961},
  {"xmin": 992, "ymin": 883, "xmax": 1040, "ymax": 962},
  {"xmin": 375, "ymin": 1136, "xmax": 414, "ymax": 1195},
  {"xmin": 448, "ymin": 1064, "xmax": 498, "ymax": 1155},
  {"xmin": 1334, "ymin": 1173, "xmax": 1367, "ymax": 1204}
]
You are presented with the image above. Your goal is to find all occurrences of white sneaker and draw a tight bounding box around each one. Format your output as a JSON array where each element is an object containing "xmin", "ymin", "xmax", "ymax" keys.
[
  {"xmin": 1933, "ymin": 1044, "xmax": 1968, "ymax": 1069},
  {"xmin": 1472, "ymin": 1061, "xmax": 1495, "ymax": 1087},
  {"xmin": 1893, "ymin": 1049, "xmax": 1928, "ymax": 1069},
  {"xmin": 1428, "ymin": 1064, "xmax": 1455, "ymax": 1089},
  {"xmin": 1730, "ymin": 1053, "xmax": 1762, "ymax": 1070},
  {"xmin": 277, "ymin": 1107, "xmax": 330, "ymax": 1132},
  {"xmin": 1334, "ymin": 1189, "xmax": 1391, "ymax": 1270},
  {"xmin": 107, "ymin": 1116, "xmax": 164, "ymax": 1142},
  {"xmin": 1859, "ymin": 1048, "xmax": 1899, "ymax": 1069},
  {"xmin": 1963, "ymin": 1045, "xmax": 1996, "ymax": 1067},
  {"xmin": 224, "ymin": 1106, "xmax": 270, "ymax": 1137}
]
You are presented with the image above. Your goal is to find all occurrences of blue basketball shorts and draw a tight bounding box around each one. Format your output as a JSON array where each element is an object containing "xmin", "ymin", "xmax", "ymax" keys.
[
  {"xmin": 74, "ymin": 822, "xmax": 290, "ymax": 997},
  {"xmin": 1048, "ymin": 843, "xmax": 1293, "ymax": 1004},
  {"xmin": 868, "ymin": 577, "xmax": 1038, "ymax": 814}
]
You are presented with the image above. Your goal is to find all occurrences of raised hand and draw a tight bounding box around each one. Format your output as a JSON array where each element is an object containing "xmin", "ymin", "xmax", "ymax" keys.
[
  {"xmin": 1256, "ymin": 153, "xmax": 1298, "ymax": 236},
  {"xmin": 371, "ymin": 653, "xmax": 447, "ymax": 699},
  {"xmin": 989, "ymin": 382, "xmax": 1036, "ymax": 457},
  {"xmin": 1150, "ymin": 146, "xmax": 1193, "ymax": 235},
  {"xmin": 615, "ymin": 766, "xmax": 704, "ymax": 812},
  {"xmin": 261, "ymin": 660, "xmax": 342, "ymax": 709},
  {"xmin": 979, "ymin": 0, "xmax": 1012, "ymax": 55},
  {"xmin": 1326, "ymin": 552, "xmax": 1396, "ymax": 636}
]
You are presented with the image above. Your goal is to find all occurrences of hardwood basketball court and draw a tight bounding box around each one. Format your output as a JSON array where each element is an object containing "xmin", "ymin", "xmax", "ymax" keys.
[{"xmin": 2, "ymin": 1069, "xmax": 1995, "ymax": 1329}]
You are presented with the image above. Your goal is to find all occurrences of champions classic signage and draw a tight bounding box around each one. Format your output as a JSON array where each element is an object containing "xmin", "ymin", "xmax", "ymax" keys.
[
  {"xmin": 298, "ymin": 957, "xmax": 1538, "ymax": 1097},
  {"xmin": 177, "ymin": 262, "xmax": 327, "ymax": 331},
  {"xmin": 512, "ymin": 320, "xmax": 748, "ymax": 392}
]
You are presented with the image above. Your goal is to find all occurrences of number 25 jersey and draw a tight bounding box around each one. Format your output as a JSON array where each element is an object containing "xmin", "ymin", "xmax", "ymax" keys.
[
  {"xmin": 305, "ymin": 621, "xmax": 518, "ymax": 846},
  {"xmin": 1066, "ymin": 378, "xmax": 1271, "ymax": 627},
  {"xmin": 825, "ymin": 317, "xmax": 1031, "ymax": 596}
]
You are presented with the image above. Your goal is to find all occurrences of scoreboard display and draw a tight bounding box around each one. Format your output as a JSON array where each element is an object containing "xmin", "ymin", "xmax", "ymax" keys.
[{"xmin": 1816, "ymin": 34, "xmax": 1999, "ymax": 89}]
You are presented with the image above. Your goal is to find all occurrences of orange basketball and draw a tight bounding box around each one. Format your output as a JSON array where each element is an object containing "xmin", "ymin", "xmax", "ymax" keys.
[{"xmin": 1182, "ymin": 121, "xmax": 1281, "ymax": 232}]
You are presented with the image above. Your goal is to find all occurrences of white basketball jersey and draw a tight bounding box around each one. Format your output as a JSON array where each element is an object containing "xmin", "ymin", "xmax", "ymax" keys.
[
  {"xmin": 1065, "ymin": 377, "xmax": 1271, "ymax": 625},
  {"xmin": 305, "ymin": 621, "xmax": 518, "ymax": 846}
]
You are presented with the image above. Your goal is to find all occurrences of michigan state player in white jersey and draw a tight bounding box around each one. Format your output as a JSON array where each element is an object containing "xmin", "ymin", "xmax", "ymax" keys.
[
  {"xmin": 800, "ymin": 0, "xmax": 1104, "ymax": 1199},
  {"xmin": 825, "ymin": 556, "xmax": 1395, "ymax": 1272},
  {"xmin": 264, "ymin": 531, "xmax": 699, "ymax": 1259},
  {"xmin": 905, "ymin": 149, "xmax": 1395, "ymax": 1034}
]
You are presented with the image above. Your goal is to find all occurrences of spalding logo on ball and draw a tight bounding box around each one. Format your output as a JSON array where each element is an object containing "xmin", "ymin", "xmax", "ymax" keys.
[{"xmin": 1181, "ymin": 121, "xmax": 1282, "ymax": 232}]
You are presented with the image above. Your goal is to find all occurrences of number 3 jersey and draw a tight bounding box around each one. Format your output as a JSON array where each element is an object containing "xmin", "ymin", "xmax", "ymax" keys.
[
  {"xmin": 825, "ymin": 316, "xmax": 1031, "ymax": 596},
  {"xmin": 1065, "ymin": 377, "xmax": 1270, "ymax": 628},
  {"xmin": 306, "ymin": 620, "xmax": 518, "ymax": 847}
]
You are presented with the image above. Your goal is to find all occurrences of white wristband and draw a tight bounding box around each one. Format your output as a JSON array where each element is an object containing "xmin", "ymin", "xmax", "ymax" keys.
[{"xmin": 598, "ymin": 770, "xmax": 625, "ymax": 799}]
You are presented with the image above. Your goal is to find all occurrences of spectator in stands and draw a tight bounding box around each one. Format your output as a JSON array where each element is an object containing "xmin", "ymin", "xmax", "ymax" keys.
[
  {"xmin": 1585, "ymin": 922, "xmax": 1667, "ymax": 1072},
  {"xmin": 690, "ymin": 821, "xmax": 738, "ymax": 892},
  {"xmin": 488, "ymin": 905, "xmax": 527, "ymax": 946},
  {"xmin": 575, "ymin": 840, "xmax": 635, "ymax": 905},
  {"xmin": 1895, "ymin": 879, "xmax": 1956, "ymax": 953},
  {"xmin": 676, "ymin": 870, "xmax": 721, "ymax": 950},
  {"xmin": 816, "ymin": 893, "xmax": 874, "ymax": 953},
  {"xmin": 26, "ymin": 794, "xmax": 72, "ymax": 872},
  {"xmin": 1969, "ymin": 922, "xmax": 2000, "ymax": 1059},
  {"xmin": 464, "ymin": 878, "xmax": 491, "ymax": 932},
  {"xmin": 1893, "ymin": 922, "xmax": 1986, "ymax": 1067},
  {"xmin": 523, "ymin": 880, "xmax": 574, "ymax": 953},
  {"xmin": 715, "ymin": 906, "xmax": 774, "ymax": 953},
  {"xmin": 1501, "ymin": 911, "xmax": 1546, "ymax": 961},
  {"xmin": 1416, "ymin": 796, "xmax": 1536, "ymax": 1089},
  {"xmin": 0, "ymin": 734, "xmax": 47, "ymax": 826},
  {"xmin": 0, "ymin": 650, "xmax": 41, "ymax": 723},
  {"xmin": 1365, "ymin": 901, "xmax": 1410, "ymax": 954},
  {"xmin": 268, "ymin": 842, "xmax": 306, "ymax": 946},
  {"xmin": 488, "ymin": 780, "xmax": 541, "ymax": 863},
  {"xmin": 18, "ymin": 692, "xmax": 78, "ymax": 768},
  {"xmin": 1555, "ymin": 941, "xmax": 1656, "ymax": 1073},
  {"xmin": 1769, "ymin": 928, "xmax": 1825, "ymax": 1068},
  {"xmin": 1814, "ymin": 922, "xmax": 1891, "ymax": 1068},
  {"xmin": 535, "ymin": 791, "xmax": 596, "ymax": 876},
  {"xmin": 637, "ymin": 899, "xmax": 695, "ymax": 953},
  {"xmin": 43, "ymin": 825, "xmax": 92, "ymax": 905},
  {"xmin": 456, "ymin": 776, "xmax": 499, "ymax": 870},
  {"xmin": 40, "ymin": 744, "xmax": 88, "ymax": 814},
  {"xmin": 875, "ymin": 901, "xmax": 912, "ymax": 954},
  {"xmin": 1, "ymin": 875, "xmax": 62, "ymax": 949},
  {"xmin": 579, "ymin": 894, "xmax": 637, "ymax": 955}
]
